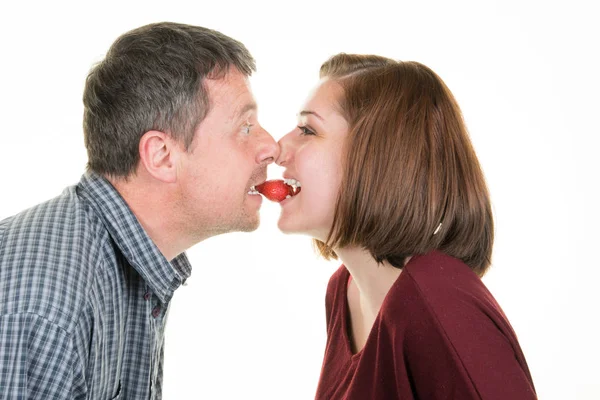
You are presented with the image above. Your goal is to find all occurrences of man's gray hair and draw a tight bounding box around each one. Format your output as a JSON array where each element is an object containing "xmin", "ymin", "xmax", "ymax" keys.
[{"xmin": 83, "ymin": 22, "xmax": 256, "ymax": 177}]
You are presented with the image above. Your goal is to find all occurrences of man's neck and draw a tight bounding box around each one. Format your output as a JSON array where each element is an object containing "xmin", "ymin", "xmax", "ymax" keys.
[{"xmin": 108, "ymin": 174, "xmax": 188, "ymax": 261}]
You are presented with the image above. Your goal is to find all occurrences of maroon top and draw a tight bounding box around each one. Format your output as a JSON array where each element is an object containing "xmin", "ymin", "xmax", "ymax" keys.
[{"xmin": 315, "ymin": 251, "xmax": 537, "ymax": 399}]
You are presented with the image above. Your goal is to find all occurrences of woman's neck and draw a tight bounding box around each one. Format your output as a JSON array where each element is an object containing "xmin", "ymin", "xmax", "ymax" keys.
[{"xmin": 336, "ymin": 247, "xmax": 404, "ymax": 318}]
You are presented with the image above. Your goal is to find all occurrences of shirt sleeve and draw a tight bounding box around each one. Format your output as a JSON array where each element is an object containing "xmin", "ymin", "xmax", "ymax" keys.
[
  {"xmin": 399, "ymin": 281, "xmax": 537, "ymax": 400},
  {"xmin": 0, "ymin": 313, "xmax": 86, "ymax": 399}
]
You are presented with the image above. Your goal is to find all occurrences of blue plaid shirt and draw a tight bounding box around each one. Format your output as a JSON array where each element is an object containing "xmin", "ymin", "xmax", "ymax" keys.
[{"xmin": 0, "ymin": 172, "xmax": 191, "ymax": 399}]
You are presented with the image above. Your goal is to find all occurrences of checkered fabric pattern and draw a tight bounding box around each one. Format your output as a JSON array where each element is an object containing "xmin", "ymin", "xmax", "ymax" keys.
[{"xmin": 0, "ymin": 172, "xmax": 191, "ymax": 399}]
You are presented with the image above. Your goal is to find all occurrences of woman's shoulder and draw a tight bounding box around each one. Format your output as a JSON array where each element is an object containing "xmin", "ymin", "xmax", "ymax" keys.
[
  {"xmin": 381, "ymin": 252, "xmax": 536, "ymax": 399},
  {"xmin": 404, "ymin": 250, "xmax": 479, "ymax": 282},
  {"xmin": 399, "ymin": 250, "xmax": 493, "ymax": 304},
  {"xmin": 384, "ymin": 250, "xmax": 514, "ymax": 346},
  {"xmin": 383, "ymin": 251, "xmax": 508, "ymax": 330}
]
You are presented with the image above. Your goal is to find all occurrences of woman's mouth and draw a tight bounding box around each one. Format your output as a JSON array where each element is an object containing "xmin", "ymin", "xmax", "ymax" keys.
[{"xmin": 283, "ymin": 178, "xmax": 302, "ymax": 195}]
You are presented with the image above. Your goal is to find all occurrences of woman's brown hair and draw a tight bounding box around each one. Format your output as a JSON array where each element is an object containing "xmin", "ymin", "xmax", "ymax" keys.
[{"xmin": 315, "ymin": 54, "xmax": 494, "ymax": 276}]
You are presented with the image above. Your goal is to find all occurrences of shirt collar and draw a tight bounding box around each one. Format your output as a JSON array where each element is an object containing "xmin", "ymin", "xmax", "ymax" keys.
[{"xmin": 77, "ymin": 171, "xmax": 191, "ymax": 304}]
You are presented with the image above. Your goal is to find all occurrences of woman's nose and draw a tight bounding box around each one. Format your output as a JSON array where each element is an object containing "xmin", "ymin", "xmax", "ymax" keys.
[{"xmin": 276, "ymin": 131, "xmax": 295, "ymax": 166}]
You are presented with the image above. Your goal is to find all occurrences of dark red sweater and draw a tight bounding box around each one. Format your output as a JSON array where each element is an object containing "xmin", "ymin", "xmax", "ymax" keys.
[{"xmin": 315, "ymin": 251, "xmax": 537, "ymax": 399}]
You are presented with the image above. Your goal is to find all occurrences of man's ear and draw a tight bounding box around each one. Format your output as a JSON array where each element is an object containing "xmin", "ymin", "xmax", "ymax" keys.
[{"xmin": 138, "ymin": 130, "xmax": 179, "ymax": 183}]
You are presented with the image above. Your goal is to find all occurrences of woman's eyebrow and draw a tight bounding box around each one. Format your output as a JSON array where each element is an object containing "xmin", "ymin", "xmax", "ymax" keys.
[{"xmin": 298, "ymin": 110, "xmax": 324, "ymax": 121}]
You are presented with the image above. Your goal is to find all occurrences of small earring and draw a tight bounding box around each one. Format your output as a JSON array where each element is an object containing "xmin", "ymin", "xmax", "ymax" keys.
[{"xmin": 433, "ymin": 223, "xmax": 442, "ymax": 235}]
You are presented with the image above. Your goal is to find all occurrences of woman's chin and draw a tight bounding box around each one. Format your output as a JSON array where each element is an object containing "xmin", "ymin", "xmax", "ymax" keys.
[
  {"xmin": 277, "ymin": 216, "xmax": 300, "ymax": 234},
  {"xmin": 277, "ymin": 218, "xmax": 328, "ymax": 243},
  {"xmin": 276, "ymin": 214, "xmax": 312, "ymax": 236}
]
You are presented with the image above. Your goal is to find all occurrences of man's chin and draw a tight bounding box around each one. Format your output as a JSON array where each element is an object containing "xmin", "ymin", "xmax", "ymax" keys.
[
  {"xmin": 235, "ymin": 212, "xmax": 260, "ymax": 233},
  {"xmin": 238, "ymin": 219, "xmax": 260, "ymax": 232}
]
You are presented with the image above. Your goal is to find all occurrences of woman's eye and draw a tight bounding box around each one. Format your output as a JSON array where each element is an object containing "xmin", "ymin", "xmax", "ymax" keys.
[{"xmin": 298, "ymin": 126, "xmax": 315, "ymax": 136}]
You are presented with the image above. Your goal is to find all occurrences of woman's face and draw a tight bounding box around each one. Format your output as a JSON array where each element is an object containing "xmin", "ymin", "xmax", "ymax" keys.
[{"xmin": 276, "ymin": 78, "xmax": 349, "ymax": 241}]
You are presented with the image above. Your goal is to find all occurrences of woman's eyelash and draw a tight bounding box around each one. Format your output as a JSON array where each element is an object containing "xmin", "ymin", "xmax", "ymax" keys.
[{"xmin": 298, "ymin": 125, "xmax": 315, "ymax": 136}]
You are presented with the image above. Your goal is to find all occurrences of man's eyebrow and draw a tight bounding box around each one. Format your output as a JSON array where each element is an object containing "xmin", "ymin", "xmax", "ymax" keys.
[
  {"xmin": 299, "ymin": 110, "xmax": 324, "ymax": 121},
  {"xmin": 236, "ymin": 102, "xmax": 257, "ymax": 119}
]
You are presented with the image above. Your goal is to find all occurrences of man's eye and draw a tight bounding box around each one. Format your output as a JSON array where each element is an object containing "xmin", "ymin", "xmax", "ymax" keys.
[
  {"xmin": 298, "ymin": 126, "xmax": 315, "ymax": 136},
  {"xmin": 243, "ymin": 124, "xmax": 254, "ymax": 135}
]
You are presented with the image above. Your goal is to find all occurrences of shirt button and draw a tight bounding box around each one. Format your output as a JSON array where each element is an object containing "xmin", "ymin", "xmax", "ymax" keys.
[
  {"xmin": 144, "ymin": 291, "xmax": 151, "ymax": 301},
  {"xmin": 152, "ymin": 305, "xmax": 162, "ymax": 318}
]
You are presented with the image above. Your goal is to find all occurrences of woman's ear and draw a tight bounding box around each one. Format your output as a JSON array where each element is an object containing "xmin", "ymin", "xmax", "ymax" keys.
[{"xmin": 138, "ymin": 130, "xmax": 179, "ymax": 183}]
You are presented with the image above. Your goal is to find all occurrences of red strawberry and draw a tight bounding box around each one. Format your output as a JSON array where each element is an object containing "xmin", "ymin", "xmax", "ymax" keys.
[{"xmin": 255, "ymin": 180, "xmax": 295, "ymax": 202}]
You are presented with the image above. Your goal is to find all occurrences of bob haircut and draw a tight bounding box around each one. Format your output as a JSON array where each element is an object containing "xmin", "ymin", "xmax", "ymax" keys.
[{"xmin": 315, "ymin": 54, "xmax": 494, "ymax": 276}]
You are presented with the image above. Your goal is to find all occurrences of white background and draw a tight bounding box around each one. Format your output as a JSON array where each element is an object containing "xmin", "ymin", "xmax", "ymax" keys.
[{"xmin": 1, "ymin": 1, "xmax": 598, "ymax": 399}]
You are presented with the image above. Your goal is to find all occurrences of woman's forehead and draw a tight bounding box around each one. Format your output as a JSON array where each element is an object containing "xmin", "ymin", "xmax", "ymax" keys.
[{"xmin": 302, "ymin": 79, "xmax": 343, "ymax": 116}]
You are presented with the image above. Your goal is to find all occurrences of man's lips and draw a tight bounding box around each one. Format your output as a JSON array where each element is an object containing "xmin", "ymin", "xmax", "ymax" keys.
[{"xmin": 253, "ymin": 179, "xmax": 301, "ymax": 202}]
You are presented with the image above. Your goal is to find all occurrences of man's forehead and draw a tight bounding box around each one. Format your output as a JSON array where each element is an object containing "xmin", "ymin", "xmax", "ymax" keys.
[{"xmin": 205, "ymin": 70, "xmax": 256, "ymax": 116}]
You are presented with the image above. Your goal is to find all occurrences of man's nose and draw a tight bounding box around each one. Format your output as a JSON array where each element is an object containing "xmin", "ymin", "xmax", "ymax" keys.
[{"xmin": 256, "ymin": 128, "xmax": 280, "ymax": 165}]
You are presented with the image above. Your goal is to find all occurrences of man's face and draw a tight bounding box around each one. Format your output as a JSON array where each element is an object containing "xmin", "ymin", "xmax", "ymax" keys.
[{"xmin": 175, "ymin": 68, "xmax": 278, "ymax": 240}]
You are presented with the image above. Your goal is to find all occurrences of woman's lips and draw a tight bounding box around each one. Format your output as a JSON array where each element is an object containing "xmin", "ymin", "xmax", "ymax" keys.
[{"xmin": 253, "ymin": 179, "xmax": 301, "ymax": 202}]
